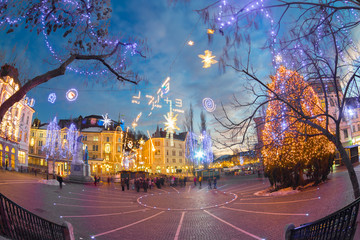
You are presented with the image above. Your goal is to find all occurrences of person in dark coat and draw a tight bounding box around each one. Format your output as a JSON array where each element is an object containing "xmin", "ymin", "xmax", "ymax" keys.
[
  {"xmin": 57, "ymin": 175, "xmax": 63, "ymax": 189},
  {"xmin": 125, "ymin": 177, "xmax": 130, "ymax": 190},
  {"xmin": 208, "ymin": 178, "xmax": 212, "ymax": 189},
  {"xmin": 213, "ymin": 177, "xmax": 217, "ymax": 189},
  {"xmin": 94, "ymin": 175, "xmax": 97, "ymax": 186},
  {"xmin": 121, "ymin": 178, "xmax": 125, "ymax": 191},
  {"xmin": 143, "ymin": 179, "xmax": 148, "ymax": 192}
]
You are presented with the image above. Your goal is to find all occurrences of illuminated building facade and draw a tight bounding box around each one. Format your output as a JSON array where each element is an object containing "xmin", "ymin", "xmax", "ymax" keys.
[
  {"xmin": 0, "ymin": 65, "xmax": 34, "ymax": 171},
  {"xmin": 28, "ymin": 115, "xmax": 125, "ymax": 175},
  {"xmin": 142, "ymin": 127, "xmax": 191, "ymax": 174}
]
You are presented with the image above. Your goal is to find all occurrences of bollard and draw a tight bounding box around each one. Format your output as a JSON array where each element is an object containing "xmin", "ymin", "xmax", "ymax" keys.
[{"xmin": 283, "ymin": 223, "xmax": 295, "ymax": 240}]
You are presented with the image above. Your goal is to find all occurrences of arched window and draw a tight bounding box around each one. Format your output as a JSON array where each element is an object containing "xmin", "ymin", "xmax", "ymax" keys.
[
  {"xmin": 5, "ymin": 146, "xmax": 9, "ymax": 152},
  {"xmin": 0, "ymin": 144, "xmax": 3, "ymax": 150},
  {"xmin": 11, "ymin": 148, "xmax": 15, "ymax": 153}
]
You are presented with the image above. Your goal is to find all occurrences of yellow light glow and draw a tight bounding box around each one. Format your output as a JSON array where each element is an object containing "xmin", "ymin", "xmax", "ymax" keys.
[
  {"xmin": 163, "ymin": 111, "xmax": 180, "ymax": 133},
  {"xmin": 207, "ymin": 29, "xmax": 215, "ymax": 34},
  {"xmin": 187, "ymin": 40, "xmax": 194, "ymax": 46},
  {"xmin": 198, "ymin": 50, "xmax": 218, "ymax": 68}
]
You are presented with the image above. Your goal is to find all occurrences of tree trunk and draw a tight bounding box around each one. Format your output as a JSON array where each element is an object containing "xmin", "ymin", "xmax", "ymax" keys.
[{"xmin": 337, "ymin": 144, "xmax": 360, "ymax": 198}]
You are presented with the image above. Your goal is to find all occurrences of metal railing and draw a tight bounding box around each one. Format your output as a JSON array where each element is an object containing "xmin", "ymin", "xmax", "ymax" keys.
[
  {"xmin": 0, "ymin": 193, "xmax": 73, "ymax": 240},
  {"xmin": 285, "ymin": 197, "xmax": 360, "ymax": 240}
]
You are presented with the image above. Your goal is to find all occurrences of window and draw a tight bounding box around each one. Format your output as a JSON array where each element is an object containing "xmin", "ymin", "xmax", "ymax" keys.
[
  {"xmin": 26, "ymin": 116, "xmax": 29, "ymax": 124},
  {"xmin": 38, "ymin": 141, "xmax": 43, "ymax": 146},
  {"xmin": 155, "ymin": 141, "xmax": 160, "ymax": 146},
  {"xmin": 24, "ymin": 133, "xmax": 27, "ymax": 142},
  {"xmin": 40, "ymin": 133, "xmax": 43, "ymax": 138},
  {"xmin": 343, "ymin": 129, "xmax": 349, "ymax": 139},
  {"xmin": 93, "ymin": 136, "xmax": 99, "ymax": 141},
  {"xmin": 118, "ymin": 137, "xmax": 121, "ymax": 142},
  {"xmin": 358, "ymin": 124, "xmax": 360, "ymax": 132},
  {"xmin": 19, "ymin": 131, "xmax": 22, "ymax": 141},
  {"xmin": 63, "ymin": 134, "xmax": 67, "ymax": 139},
  {"xmin": 117, "ymin": 145, "xmax": 121, "ymax": 152},
  {"xmin": 31, "ymin": 132, "xmax": 35, "ymax": 137},
  {"xmin": 167, "ymin": 158, "xmax": 169, "ymax": 163},
  {"xmin": 21, "ymin": 113, "xmax": 25, "ymax": 122},
  {"xmin": 179, "ymin": 151, "xmax": 182, "ymax": 156},
  {"xmin": 18, "ymin": 151, "xmax": 25, "ymax": 164},
  {"xmin": 353, "ymin": 125, "xmax": 356, "ymax": 133},
  {"xmin": 92, "ymin": 145, "xmax": 99, "ymax": 151},
  {"xmin": 166, "ymin": 150, "xmax": 169, "ymax": 156},
  {"xmin": 166, "ymin": 141, "xmax": 169, "ymax": 147},
  {"xmin": 172, "ymin": 150, "xmax": 176, "ymax": 156},
  {"xmin": 179, "ymin": 159, "xmax": 182, "ymax": 163},
  {"xmin": 106, "ymin": 137, "xmax": 110, "ymax": 142},
  {"xmin": 83, "ymin": 136, "xmax": 87, "ymax": 141},
  {"xmin": 172, "ymin": 159, "xmax": 176, "ymax": 163},
  {"xmin": 155, "ymin": 150, "xmax": 161, "ymax": 155}
]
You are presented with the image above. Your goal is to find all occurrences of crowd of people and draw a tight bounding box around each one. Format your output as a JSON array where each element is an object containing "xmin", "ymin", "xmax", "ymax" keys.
[{"xmin": 92, "ymin": 174, "xmax": 219, "ymax": 192}]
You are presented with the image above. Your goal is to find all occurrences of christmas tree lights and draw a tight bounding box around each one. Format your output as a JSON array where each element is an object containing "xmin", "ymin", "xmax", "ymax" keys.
[{"xmin": 262, "ymin": 66, "xmax": 335, "ymax": 187}]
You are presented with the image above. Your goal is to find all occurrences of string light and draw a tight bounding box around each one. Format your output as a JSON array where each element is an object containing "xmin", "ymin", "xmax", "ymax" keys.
[
  {"xmin": 202, "ymin": 98, "xmax": 216, "ymax": 112},
  {"xmin": 66, "ymin": 88, "xmax": 78, "ymax": 101},
  {"xmin": 48, "ymin": 93, "xmax": 56, "ymax": 103}
]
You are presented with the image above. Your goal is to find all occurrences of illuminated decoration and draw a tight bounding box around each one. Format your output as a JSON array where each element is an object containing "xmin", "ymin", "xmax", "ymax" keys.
[
  {"xmin": 187, "ymin": 40, "xmax": 194, "ymax": 46},
  {"xmin": 198, "ymin": 50, "xmax": 218, "ymax": 68},
  {"xmin": 105, "ymin": 143, "xmax": 111, "ymax": 153},
  {"xmin": 139, "ymin": 139, "xmax": 145, "ymax": 145},
  {"xmin": 147, "ymin": 130, "xmax": 156, "ymax": 152},
  {"xmin": 132, "ymin": 112, "xmax": 142, "ymax": 130},
  {"xmin": 63, "ymin": 123, "xmax": 79, "ymax": 159},
  {"xmin": 164, "ymin": 101, "xmax": 180, "ymax": 147},
  {"xmin": 195, "ymin": 150, "xmax": 204, "ymax": 159},
  {"xmin": 42, "ymin": 117, "xmax": 62, "ymax": 160},
  {"xmin": 202, "ymin": 98, "xmax": 216, "ymax": 112},
  {"xmin": 207, "ymin": 29, "xmax": 215, "ymax": 34},
  {"xmin": 127, "ymin": 141, "xmax": 133, "ymax": 149},
  {"xmin": 275, "ymin": 54, "xmax": 283, "ymax": 63},
  {"xmin": 200, "ymin": 130, "xmax": 214, "ymax": 164},
  {"xmin": 132, "ymin": 91, "xmax": 141, "ymax": 104},
  {"xmin": 262, "ymin": 66, "xmax": 335, "ymax": 186},
  {"xmin": 240, "ymin": 156, "xmax": 244, "ymax": 165},
  {"xmin": 66, "ymin": 88, "xmax": 78, "ymax": 102},
  {"xmin": 161, "ymin": 77, "xmax": 170, "ymax": 96},
  {"xmin": 101, "ymin": 113, "xmax": 112, "ymax": 129},
  {"xmin": 48, "ymin": 93, "xmax": 56, "ymax": 104},
  {"xmin": 30, "ymin": 138, "xmax": 35, "ymax": 147},
  {"xmin": 24, "ymin": 97, "xmax": 35, "ymax": 107},
  {"xmin": 132, "ymin": 121, "xmax": 138, "ymax": 129}
]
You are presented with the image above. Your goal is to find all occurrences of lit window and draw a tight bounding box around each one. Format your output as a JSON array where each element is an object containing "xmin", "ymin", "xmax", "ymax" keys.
[
  {"xmin": 93, "ymin": 136, "xmax": 99, "ymax": 141},
  {"xmin": 172, "ymin": 159, "xmax": 176, "ymax": 163},
  {"xmin": 343, "ymin": 129, "xmax": 349, "ymax": 139}
]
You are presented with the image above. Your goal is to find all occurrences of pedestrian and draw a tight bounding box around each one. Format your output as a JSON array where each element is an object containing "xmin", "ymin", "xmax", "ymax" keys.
[
  {"xmin": 148, "ymin": 178, "xmax": 152, "ymax": 190},
  {"xmin": 94, "ymin": 175, "xmax": 97, "ymax": 186},
  {"xmin": 213, "ymin": 177, "xmax": 217, "ymax": 189},
  {"xmin": 199, "ymin": 176, "xmax": 202, "ymax": 188},
  {"xmin": 194, "ymin": 176, "xmax": 197, "ymax": 186},
  {"xmin": 170, "ymin": 176, "xmax": 174, "ymax": 186},
  {"xmin": 143, "ymin": 179, "xmax": 148, "ymax": 192},
  {"xmin": 57, "ymin": 175, "xmax": 63, "ymax": 189},
  {"xmin": 107, "ymin": 176, "xmax": 110, "ymax": 184},
  {"xmin": 135, "ymin": 178, "xmax": 140, "ymax": 192},
  {"xmin": 208, "ymin": 177, "xmax": 212, "ymax": 189},
  {"xmin": 183, "ymin": 177, "xmax": 187, "ymax": 187},
  {"xmin": 125, "ymin": 177, "xmax": 130, "ymax": 190},
  {"xmin": 121, "ymin": 178, "xmax": 125, "ymax": 191}
]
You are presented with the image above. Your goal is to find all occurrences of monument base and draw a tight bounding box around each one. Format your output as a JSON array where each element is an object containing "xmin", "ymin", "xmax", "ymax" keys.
[{"xmin": 67, "ymin": 163, "xmax": 93, "ymax": 183}]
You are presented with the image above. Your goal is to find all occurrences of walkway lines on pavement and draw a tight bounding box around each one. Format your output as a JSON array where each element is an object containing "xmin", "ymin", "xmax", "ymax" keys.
[
  {"xmin": 90, "ymin": 211, "xmax": 165, "ymax": 239},
  {"xmin": 60, "ymin": 208, "xmax": 148, "ymax": 218},
  {"xmin": 58, "ymin": 195, "xmax": 133, "ymax": 204},
  {"xmin": 54, "ymin": 203, "xmax": 136, "ymax": 208},
  {"xmin": 221, "ymin": 206, "xmax": 309, "ymax": 216},
  {"xmin": 204, "ymin": 210, "xmax": 265, "ymax": 240},
  {"xmin": 234, "ymin": 197, "xmax": 320, "ymax": 205},
  {"xmin": 171, "ymin": 186, "xmax": 180, "ymax": 193},
  {"xmin": 68, "ymin": 191, "xmax": 135, "ymax": 200},
  {"xmin": 174, "ymin": 211, "xmax": 186, "ymax": 240}
]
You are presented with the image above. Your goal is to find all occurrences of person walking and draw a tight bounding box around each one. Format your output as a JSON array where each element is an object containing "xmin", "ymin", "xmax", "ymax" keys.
[
  {"xmin": 213, "ymin": 177, "xmax": 217, "ymax": 189},
  {"xmin": 143, "ymin": 179, "xmax": 148, "ymax": 192},
  {"xmin": 193, "ymin": 176, "xmax": 197, "ymax": 186},
  {"xmin": 208, "ymin": 177, "xmax": 212, "ymax": 189},
  {"xmin": 183, "ymin": 177, "xmax": 187, "ymax": 187},
  {"xmin": 57, "ymin": 175, "xmax": 63, "ymax": 189},
  {"xmin": 125, "ymin": 177, "xmax": 130, "ymax": 190},
  {"xmin": 121, "ymin": 178, "xmax": 125, "ymax": 191},
  {"xmin": 199, "ymin": 176, "xmax": 202, "ymax": 188},
  {"xmin": 94, "ymin": 175, "xmax": 97, "ymax": 186}
]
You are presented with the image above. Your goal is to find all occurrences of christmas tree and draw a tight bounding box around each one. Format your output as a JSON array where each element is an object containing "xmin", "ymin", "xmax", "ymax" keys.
[{"xmin": 262, "ymin": 66, "xmax": 335, "ymax": 188}]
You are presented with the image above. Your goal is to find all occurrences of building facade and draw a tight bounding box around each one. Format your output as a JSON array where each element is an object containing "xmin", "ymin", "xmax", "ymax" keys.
[
  {"xmin": 142, "ymin": 127, "xmax": 191, "ymax": 174},
  {"xmin": 0, "ymin": 65, "xmax": 34, "ymax": 171}
]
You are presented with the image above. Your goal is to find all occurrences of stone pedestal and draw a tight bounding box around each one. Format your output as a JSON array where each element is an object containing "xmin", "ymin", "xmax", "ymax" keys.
[{"xmin": 67, "ymin": 163, "xmax": 93, "ymax": 183}]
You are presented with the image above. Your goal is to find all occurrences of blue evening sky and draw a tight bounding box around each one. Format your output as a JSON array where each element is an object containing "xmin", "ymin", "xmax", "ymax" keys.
[{"xmin": 0, "ymin": 0, "xmax": 275, "ymax": 156}]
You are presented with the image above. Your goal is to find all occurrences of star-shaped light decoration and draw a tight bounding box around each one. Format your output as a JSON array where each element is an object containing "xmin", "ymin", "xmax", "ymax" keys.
[
  {"xmin": 275, "ymin": 54, "xmax": 283, "ymax": 63},
  {"xmin": 198, "ymin": 50, "xmax": 218, "ymax": 68},
  {"xmin": 102, "ymin": 113, "xmax": 112, "ymax": 129},
  {"xmin": 164, "ymin": 111, "xmax": 180, "ymax": 133}
]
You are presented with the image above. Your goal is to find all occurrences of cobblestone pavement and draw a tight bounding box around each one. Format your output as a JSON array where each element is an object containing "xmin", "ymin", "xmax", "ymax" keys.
[{"xmin": 0, "ymin": 166, "xmax": 359, "ymax": 240}]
